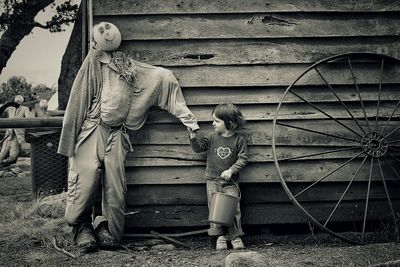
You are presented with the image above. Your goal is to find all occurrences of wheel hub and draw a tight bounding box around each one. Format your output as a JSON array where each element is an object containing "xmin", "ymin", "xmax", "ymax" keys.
[{"xmin": 361, "ymin": 132, "xmax": 388, "ymax": 157}]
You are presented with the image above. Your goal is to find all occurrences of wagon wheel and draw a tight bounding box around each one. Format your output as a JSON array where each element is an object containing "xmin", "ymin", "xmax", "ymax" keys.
[{"xmin": 272, "ymin": 52, "xmax": 400, "ymax": 244}]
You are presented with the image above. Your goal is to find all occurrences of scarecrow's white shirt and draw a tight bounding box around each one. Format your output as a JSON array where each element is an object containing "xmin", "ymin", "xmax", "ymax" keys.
[{"xmin": 100, "ymin": 59, "xmax": 132, "ymax": 127}]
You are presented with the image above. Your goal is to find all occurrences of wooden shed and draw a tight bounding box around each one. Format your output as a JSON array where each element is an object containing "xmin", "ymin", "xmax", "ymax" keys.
[{"xmin": 84, "ymin": 0, "xmax": 400, "ymax": 236}]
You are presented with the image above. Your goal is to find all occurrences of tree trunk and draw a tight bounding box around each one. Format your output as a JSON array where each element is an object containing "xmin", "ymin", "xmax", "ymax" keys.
[
  {"xmin": 0, "ymin": 0, "xmax": 53, "ymax": 74},
  {"xmin": 57, "ymin": 3, "xmax": 83, "ymax": 110}
]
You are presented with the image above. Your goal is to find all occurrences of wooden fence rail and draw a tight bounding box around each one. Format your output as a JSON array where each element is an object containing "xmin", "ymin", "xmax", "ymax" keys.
[{"xmin": 0, "ymin": 118, "xmax": 63, "ymax": 129}]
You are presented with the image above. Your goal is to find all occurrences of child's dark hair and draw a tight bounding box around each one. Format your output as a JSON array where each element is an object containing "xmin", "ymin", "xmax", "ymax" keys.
[{"xmin": 212, "ymin": 103, "xmax": 245, "ymax": 131}]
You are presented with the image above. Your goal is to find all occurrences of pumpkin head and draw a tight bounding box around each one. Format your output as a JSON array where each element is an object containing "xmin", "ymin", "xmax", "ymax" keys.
[{"xmin": 92, "ymin": 22, "xmax": 122, "ymax": 51}]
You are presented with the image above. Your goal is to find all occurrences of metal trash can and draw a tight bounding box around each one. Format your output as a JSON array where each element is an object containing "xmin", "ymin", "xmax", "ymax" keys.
[{"xmin": 26, "ymin": 128, "xmax": 68, "ymax": 198}]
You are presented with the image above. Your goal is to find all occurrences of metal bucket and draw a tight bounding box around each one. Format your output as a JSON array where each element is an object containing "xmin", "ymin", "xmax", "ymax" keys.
[{"xmin": 208, "ymin": 192, "xmax": 240, "ymax": 226}]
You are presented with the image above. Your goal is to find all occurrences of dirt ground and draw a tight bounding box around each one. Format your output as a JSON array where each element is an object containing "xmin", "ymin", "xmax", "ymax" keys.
[{"xmin": 0, "ymin": 158, "xmax": 400, "ymax": 267}]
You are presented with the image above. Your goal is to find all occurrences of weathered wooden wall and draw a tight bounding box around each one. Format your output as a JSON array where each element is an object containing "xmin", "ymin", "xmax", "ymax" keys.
[{"xmin": 91, "ymin": 0, "xmax": 400, "ymax": 229}]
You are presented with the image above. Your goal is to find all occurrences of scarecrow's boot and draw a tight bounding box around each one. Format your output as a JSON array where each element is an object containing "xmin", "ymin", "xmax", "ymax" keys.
[
  {"xmin": 94, "ymin": 221, "xmax": 118, "ymax": 249},
  {"xmin": 74, "ymin": 223, "xmax": 97, "ymax": 253}
]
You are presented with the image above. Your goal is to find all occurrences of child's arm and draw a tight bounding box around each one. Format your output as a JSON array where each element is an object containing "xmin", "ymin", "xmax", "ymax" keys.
[
  {"xmin": 221, "ymin": 137, "xmax": 248, "ymax": 180},
  {"xmin": 188, "ymin": 128, "xmax": 209, "ymax": 153}
]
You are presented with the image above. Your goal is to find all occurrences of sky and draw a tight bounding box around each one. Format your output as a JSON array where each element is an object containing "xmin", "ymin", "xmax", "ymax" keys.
[{"xmin": 0, "ymin": 1, "xmax": 78, "ymax": 88}]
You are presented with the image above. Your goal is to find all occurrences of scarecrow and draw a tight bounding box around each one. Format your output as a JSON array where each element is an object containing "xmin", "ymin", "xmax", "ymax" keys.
[
  {"xmin": 0, "ymin": 95, "xmax": 31, "ymax": 166},
  {"xmin": 58, "ymin": 22, "xmax": 199, "ymax": 252}
]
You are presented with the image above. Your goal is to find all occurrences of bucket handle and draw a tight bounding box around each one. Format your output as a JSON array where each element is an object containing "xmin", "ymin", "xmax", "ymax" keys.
[
  {"xmin": 219, "ymin": 179, "xmax": 241, "ymax": 200},
  {"xmin": 212, "ymin": 179, "xmax": 242, "ymax": 200},
  {"xmin": 232, "ymin": 180, "xmax": 241, "ymax": 200}
]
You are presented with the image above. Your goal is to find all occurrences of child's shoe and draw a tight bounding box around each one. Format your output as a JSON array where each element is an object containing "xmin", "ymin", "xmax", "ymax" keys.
[
  {"xmin": 216, "ymin": 235, "xmax": 228, "ymax": 250},
  {"xmin": 231, "ymin": 237, "xmax": 245, "ymax": 249}
]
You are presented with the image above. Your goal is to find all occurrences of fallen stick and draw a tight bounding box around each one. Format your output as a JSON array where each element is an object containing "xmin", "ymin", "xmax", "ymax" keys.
[
  {"xmin": 166, "ymin": 228, "xmax": 208, "ymax": 237},
  {"xmin": 52, "ymin": 238, "xmax": 76, "ymax": 259},
  {"xmin": 150, "ymin": 231, "xmax": 192, "ymax": 249},
  {"xmin": 116, "ymin": 243, "xmax": 135, "ymax": 254},
  {"xmin": 118, "ymin": 243, "xmax": 130, "ymax": 251},
  {"xmin": 124, "ymin": 228, "xmax": 208, "ymax": 239},
  {"xmin": 370, "ymin": 259, "xmax": 400, "ymax": 267}
]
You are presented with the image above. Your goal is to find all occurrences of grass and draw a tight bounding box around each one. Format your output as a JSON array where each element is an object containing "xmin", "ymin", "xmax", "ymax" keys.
[
  {"xmin": 372, "ymin": 214, "xmax": 400, "ymax": 243},
  {"xmin": 0, "ymin": 191, "xmax": 72, "ymax": 249}
]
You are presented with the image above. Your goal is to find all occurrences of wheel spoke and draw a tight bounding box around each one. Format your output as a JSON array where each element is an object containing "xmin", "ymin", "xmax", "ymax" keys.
[
  {"xmin": 276, "ymin": 122, "xmax": 360, "ymax": 143},
  {"xmin": 289, "ymin": 89, "xmax": 363, "ymax": 138},
  {"xmin": 388, "ymin": 146, "xmax": 400, "ymax": 153},
  {"xmin": 294, "ymin": 151, "xmax": 365, "ymax": 198},
  {"xmin": 347, "ymin": 57, "xmax": 370, "ymax": 131},
  {"xmin": 383, "ymin": 156, "xmax": 400, "ymax": 185},
  {"xmin": 379, "ymin": 100, "xmax": 400, "ymax": 136},
  {"xmin": 382, "ymin": 126, "xmax": 400, "ymax": 140},
  {"xmin": 279, "ymin": 146, "xmax": 361, "ymax": 161},
  {"xmin": 315, "ymin": 67, "xmax": 367, "ymax": 135},
  {"xmin": 377, "ymin": 158, "xmax": 399, "ymax": 240},
  {"xmin": 387, "ymin": 152, "xmax": 400, "ymax": 164},
  {"xmin": 375, "ymin": 57, "xmax": 385, "ymax": 131},
  {"xmin": 361, "ymin": 157, "xmax": 374, "ymax": 241},
  {"xmin": 388, "ymin": 139, "xmax": 400, "ymax": 144},
  {"xmin": 323, "ymin": 155, "xmax": 369, "ymax": 227}
]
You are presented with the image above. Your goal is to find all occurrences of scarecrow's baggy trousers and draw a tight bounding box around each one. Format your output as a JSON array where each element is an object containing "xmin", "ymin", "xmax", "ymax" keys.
[{"xmin": 65, "ymin": 120, "xmax": 131, "ymax": 241}]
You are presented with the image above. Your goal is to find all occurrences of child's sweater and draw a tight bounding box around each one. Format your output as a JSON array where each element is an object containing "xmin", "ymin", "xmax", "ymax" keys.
[{"xmin": 190, "ymin": 132, "xmax": 248, "ymax": 183}]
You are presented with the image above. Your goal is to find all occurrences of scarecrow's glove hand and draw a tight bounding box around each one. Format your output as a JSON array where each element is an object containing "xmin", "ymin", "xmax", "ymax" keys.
[{"xmin": 187, "ymin": 127, "xmax": 196, "ymax": 138}]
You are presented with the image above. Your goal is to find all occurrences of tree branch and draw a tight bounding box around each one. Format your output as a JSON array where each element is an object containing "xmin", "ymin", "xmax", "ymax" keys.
[
  {"xmin": 0, "ymin": 0, "xmax": 79, "ymax": 74},
  {"xmin": 52, "ymin": 237, "xmax": 76, "ymax": 259},
  {"xmin": 33, "ymin": 21, "xmax": 47, "ymax": 29},
  {"xmin": 47, "ymin": 17, "xmax": 76, "ymax": 28}
]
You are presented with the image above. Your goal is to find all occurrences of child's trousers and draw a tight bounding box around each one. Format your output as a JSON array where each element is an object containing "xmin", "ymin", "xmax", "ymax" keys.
[
  {"xmin": 206, "ymin": 180, "xmax": 244, "ymax": 241},
  {"xmin": 65, "ymin": 120, "xmax": 131, "ymax": 241}
]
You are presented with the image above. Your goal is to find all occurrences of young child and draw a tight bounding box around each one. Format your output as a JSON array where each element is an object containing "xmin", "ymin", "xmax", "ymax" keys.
[{"xmin": 188, "ymin": 103, "xmax": 248, "ymax": 250}]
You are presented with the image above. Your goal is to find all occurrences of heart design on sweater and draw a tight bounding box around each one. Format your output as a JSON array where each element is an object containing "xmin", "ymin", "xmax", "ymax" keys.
[{"xmin": 216, "ymin": 147, "xmax": 231, "ymax": 159}]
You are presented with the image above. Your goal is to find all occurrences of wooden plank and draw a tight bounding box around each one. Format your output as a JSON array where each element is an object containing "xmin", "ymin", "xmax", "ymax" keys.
[
  {"xmin": 181, "ymin": 84, "xmax": 400, "ymax": 105},
  {"xmin": 94, "ymin": 14, "xmax": 400, "ymax": 40},
  {"xmin": 145, "ymin": 101, "xmax": 400, "ymax": 123},
  {"xmin": 120, "ymin": 38, "xmax": 400, "ymax": 66},
  {"xmin": 125, "ymin": 158, "xmax": 400, "ymax": 183},
  {"xmin": 124, "ymin": 200, "xmax": 400, "ymax": 227},
  {"xmin": 166, "ymin": 64, "xmax": 400, "ymax": 87},
  {"xmin": 125, "ymin": 205, "xmax": 210, "ymax": 227},
  {"xmin": 273, "ymin": 121, "xmax": 400, "ymax": 147},
  {"xmin": 246, "ymin": 182, "xmax": 400, "ymax": 203},
  {"xmin": 81, "ymin": 0, "xmax": 88, "ymax": 59},
  {"xmin": 5, "ymin": 88, "xmax": 400, "ymax": 128},
  {"xmin": 125, "ymin": 182, "xmax": 400, "ymax": 205},
  {"xmin": 128, "ymin": 145, "xmax": 364, "ymax": 163},
  {"xmin": 94, "ymin": 0, "xmax": 400, "ymax": 15},
  {"xmin": 0, "ymin": 118, "xmax": 63, "ymax": 129},
  {"xmin": 128, "ymin": 120, "xmax": 400, "ymax": 146},
  {"xmin": 249, "ymin": 200, "xmax": 400, "ymax": 224},
  {"xmin": 128, "ymin": 145, "xmax": 400, "ymax": 165}
]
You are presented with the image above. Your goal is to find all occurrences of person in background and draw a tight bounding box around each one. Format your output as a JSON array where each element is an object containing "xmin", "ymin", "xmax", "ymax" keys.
[
  {"xmin": 47, "ymin": 87, "xmax": 59, "ymax": 111},
  {"xmin": 0, "ymin": 95, "xmax": 31, "ymax": 167},
  {"xmin": 38, "ymin": 99, "xmax": 48, "ymax": 115},
  {"xmin": 188, "ymin": 103, "xmax": 248, "ymax": 250}
]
